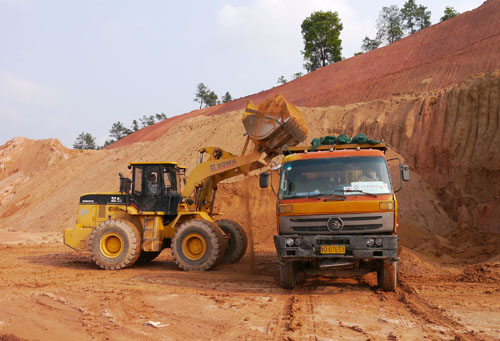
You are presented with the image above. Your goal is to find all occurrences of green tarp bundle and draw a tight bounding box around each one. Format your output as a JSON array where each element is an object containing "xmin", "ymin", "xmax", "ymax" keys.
[{"xmin": 311, "ymin": 133, "xmax": 381, "ymax": 151}]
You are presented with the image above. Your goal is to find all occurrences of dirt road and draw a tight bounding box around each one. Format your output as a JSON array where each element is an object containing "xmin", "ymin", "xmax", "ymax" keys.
[{"xmin": 0, "ymin": 241, "xmax": 499, "ymax": 341}]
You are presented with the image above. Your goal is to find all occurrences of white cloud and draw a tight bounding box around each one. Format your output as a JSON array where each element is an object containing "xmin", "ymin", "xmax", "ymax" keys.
[
  {"xmin": 0, "ymin": 72, "xmax": 60, "ymax": 110},
  {"xmin": 0, "ymin": 0, "xmax": 34, "ymax": 11}
]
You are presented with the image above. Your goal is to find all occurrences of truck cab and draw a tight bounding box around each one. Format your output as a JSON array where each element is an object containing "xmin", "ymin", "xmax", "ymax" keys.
[{"xmin": 266, "ymin": 143, "xmax": 409, "ymax": 290}]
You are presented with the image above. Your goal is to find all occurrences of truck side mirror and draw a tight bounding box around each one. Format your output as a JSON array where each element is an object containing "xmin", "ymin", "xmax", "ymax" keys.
[
  {"xmin": 259, "ymin": 172, "xmax": 270, "ymax": 188},
  {"xmin": 401, "ymin": 165, "xmax": 410, "ymax": 182}
]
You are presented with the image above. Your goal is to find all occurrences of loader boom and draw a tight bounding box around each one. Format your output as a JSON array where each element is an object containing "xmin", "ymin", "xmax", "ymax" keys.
[{"xmin": 182, "ymin": 95, "xmax": 308, "ymax": 211}]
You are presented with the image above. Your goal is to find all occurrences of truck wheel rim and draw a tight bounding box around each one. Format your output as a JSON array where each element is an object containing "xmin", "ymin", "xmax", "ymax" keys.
[
  {"xmin": 182, "ymin": 233, "xmax": 207, "ymax": 260},
  {"xmin": 100, "ymin": 233, "xmax": 123, "ymax": 258}
]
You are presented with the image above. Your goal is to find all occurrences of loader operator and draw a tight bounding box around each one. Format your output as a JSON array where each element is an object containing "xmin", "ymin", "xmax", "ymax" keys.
[{"xmin": 147, "ymin": 173, "xmax": 159, "ymax": 195}]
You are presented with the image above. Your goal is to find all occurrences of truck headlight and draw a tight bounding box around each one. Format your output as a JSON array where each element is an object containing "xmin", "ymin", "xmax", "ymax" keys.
[
  {"xmin": 279, "ymin": 205, "xmax": 293, "ymax": 214},
  {"xmin": 375, "ymin": 238, "xmax": 383, "ymax": 246},
  {"xmin": 379, "ymin": 202, "xmax": 394, "ymax": 210},
  {"xmin": 366, "ymin": 238, "xmax": 375, "ymax": 247},
  {"xmin": 285, "ymin": 238, "xmax": 295, "ymax": 247}
]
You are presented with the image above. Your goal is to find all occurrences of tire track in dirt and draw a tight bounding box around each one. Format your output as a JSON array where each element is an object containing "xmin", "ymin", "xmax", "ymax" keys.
[
  {"xmin": 386, "ymin": 279, "xmax": 482, "ymax": 340},
  {"xmin": 273, "ymin": 291, "xmax": 320, "ymax": 340}
]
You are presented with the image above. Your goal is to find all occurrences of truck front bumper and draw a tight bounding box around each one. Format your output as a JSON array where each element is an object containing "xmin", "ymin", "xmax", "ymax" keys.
[{"xmin": 274, "ymin": 234, "xmax": 398, "ymax": 261}]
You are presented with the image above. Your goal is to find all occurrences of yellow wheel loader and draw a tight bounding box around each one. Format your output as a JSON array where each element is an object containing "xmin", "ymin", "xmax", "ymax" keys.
[{"xmin": 64, "ymin": 95, "xmax": 308, "ymax": 271}]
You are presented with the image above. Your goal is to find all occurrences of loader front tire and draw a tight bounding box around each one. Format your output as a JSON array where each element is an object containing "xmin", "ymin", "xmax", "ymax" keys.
[
  {"xmin": 89, "ymin": 219, "xmax": 141, "ymax": 270},
  {"xmin": 172, "ymin": 219, "xmax": 225, "ymax": 271},
  {"xmin": 217, "ymin": 219, "xmax": 247, "ymax": 264}
]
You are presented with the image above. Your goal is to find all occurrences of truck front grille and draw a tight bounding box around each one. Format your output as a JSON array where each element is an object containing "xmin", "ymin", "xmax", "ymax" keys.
[{"xmin": 281, "ymin": 213, "xmax": 393, "ymax": 235}]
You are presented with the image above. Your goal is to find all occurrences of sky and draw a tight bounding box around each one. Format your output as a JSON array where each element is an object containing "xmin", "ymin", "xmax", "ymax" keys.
[{"xmin": 0, "ymin": 0, "xmax": 485, "ymax": 148}]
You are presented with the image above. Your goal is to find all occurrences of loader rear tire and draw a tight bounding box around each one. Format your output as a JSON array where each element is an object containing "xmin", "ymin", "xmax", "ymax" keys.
[
  {"xmin": 217, "ymin": 219, "xmax": 247, "ymax": 264},
  {"xmin": 89, "ymin": 219, "xmax": 141, "ymax": 270},
  {"xmin": 136, "ymin": 250, "xmax": 162, "ymax": 264},
  {"xmin": 172, "ymin": 219, "xmax": 225, "ymax": 271},
  {"xmin": 377, "ymin": 259, "xmax": 398, "ymax": 291}
]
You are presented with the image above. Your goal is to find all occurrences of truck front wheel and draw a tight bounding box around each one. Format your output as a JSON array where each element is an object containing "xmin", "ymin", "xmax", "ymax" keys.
[
  {"xmin": 279, "ymin": 261, "xmax": 297, "ymax": 289},
  {"xmin": 378, "ymin": 259, "xmax": 398, "ymax": 291}
]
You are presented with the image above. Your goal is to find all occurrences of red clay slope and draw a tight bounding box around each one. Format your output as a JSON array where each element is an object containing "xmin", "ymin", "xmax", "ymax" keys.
[{"xmin": 109, "ymin": 0, "xmax": 500, "ymax": 149}]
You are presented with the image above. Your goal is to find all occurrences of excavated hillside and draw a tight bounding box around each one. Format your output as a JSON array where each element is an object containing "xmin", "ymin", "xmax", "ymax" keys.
[{"xmin": 110, "ymin": 0, "xmax": 500, "ymax": 148}]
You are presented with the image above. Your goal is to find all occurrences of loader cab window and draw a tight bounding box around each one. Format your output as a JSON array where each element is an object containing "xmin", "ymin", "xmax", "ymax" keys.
[
  {"xmin": 131, "ymin": 164, "xmax": 181, "ymax": 214},
  {"xmin": 163, "ymin": 168, "xmax": 177, "ymax": 194},
  {"xmin": 133, "ymin": 167, "xmax": 143, "ymax": 195}
]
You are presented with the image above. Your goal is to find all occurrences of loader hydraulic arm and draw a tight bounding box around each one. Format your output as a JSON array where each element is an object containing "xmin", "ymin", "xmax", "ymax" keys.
[{"xmin": 181, "ymin": 95, "xmax": 308, "ymax": 212}]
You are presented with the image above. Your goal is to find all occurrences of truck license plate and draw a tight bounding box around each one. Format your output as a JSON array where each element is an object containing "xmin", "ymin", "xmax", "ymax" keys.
[{"xmin": 320, "ymin": 245, "xmax": 345, "ymax": 254}]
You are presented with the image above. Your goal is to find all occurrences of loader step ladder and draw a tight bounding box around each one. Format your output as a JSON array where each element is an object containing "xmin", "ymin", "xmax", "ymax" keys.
[{"xmin": 142, "ymin": 216, "xmax": 162, "ymax": 251}]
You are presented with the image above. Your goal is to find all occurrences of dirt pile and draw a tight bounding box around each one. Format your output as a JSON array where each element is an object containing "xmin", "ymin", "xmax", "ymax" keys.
[{"xmin": 110, "ymin": 0, "xmax": 500, "ymax": 149}]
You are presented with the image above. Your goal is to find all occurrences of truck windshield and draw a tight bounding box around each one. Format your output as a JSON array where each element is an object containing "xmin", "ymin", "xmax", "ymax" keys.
[{"xmin": 279, "ymin": 156, "xmax": 392, "ymax": 199}]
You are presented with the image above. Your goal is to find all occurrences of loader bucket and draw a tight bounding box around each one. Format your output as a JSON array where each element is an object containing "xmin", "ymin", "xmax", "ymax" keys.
[{"xmin": 242, "ymin": 95, "xmax": 308, "ymax": 155}]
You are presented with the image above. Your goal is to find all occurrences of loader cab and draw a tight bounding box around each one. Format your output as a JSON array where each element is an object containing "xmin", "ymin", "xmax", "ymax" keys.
[{"xmin": 128, "ymin": 162, "xmax": 186, "ymax": 214}]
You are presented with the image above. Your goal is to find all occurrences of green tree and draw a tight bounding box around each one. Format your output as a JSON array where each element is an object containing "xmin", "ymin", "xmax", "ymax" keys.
[
  {"xmin": 277, "ymin": 76, "xmax": 287, "ymax": 85},
  {"xmin": 194, "ymin": 83, "xmax": 209, "ymax": 109},
  {"xmin": 301, "ymin": 11, "xmax": 343, "ymax": 72},
  {"xmin": 194, "ymin": 83, "xmax": 219, "ymax": 108},
  {"xmin": 140, "ymin": 114, "xmax": 156, "ymax": 128},
  {"xmin": 73, "ymin": 132, "xmax": 96, "ymax": 150},
  {"xmin": 221, "ymin": 92, "xmax": 233, "ymax": 103},
  {"xmin": 361, "ymin": 35, "xmax": 382, "ymax": 52},
  {"xmin": 440, "ymin": 6, "xmax": 459, "ymax": 21},
  {"xmin": 401, "ymin": 0, "xmax": 419, "ymax": 34},
  {"xmin": 155, "ymin": 113, "xmax": 167, "ymax": 121},
  {"xmin": 415, "ymin": 5, "xmax": 431, "ymax": 30},
  {"xmin": 131, "ymin": 120, "xmax": 139, "ymax": 132},
  {"xmin": 205, "ymin": 91, "xmax": 218, "ymax": 107},
  {"xmin": 291, "ymin": 72, "xmax": 304, "ymax": 80},
  {"xmin": 376, "ymin": 5, "xmax": 404, "ymax": 44},
  {"xmin": 109, "ymin": 121, "xmax": 132, "ymax": 142}
]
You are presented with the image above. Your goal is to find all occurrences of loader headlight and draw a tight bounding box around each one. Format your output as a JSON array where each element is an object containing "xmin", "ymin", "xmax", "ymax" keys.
[{"xmin": 285, "ymin": 238, "xmax": 295, "ymax": 247}]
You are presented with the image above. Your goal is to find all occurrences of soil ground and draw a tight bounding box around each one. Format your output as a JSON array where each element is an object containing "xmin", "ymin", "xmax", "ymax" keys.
[{"xmin": 0, "ymin": 235, "xmax": 499, "ymax": 341}]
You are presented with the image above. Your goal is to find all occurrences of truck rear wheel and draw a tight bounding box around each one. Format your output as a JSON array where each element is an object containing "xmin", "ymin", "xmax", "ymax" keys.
[
  {"xmin": 217, "ymin": 219, "xmax": 247, "ymax": 264},
  {"xmin": 89, "ymin": 219, "xmax": 142, "ymax": 270},
  {"xmin": 172, "ymin": 219, "xmax": 225, "ymax": 271},
  {"xmin": 378, "ymin": 259, "xmax": 398, "ymax": 291},
  {"xmin": 279, "ymin": 261, "xmax": 297, "ymax": 289}
]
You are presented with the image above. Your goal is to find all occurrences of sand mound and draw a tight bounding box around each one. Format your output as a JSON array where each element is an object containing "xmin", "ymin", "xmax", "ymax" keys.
[{"xmin": 110, "ymin": 0, "xmax": 500, "ymax": 149}]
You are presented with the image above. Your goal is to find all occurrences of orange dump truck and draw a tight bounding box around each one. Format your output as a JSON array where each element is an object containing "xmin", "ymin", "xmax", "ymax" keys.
[{"xmin": 260, "ymin": 143, "xmax": 410, "ymax": 290}]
